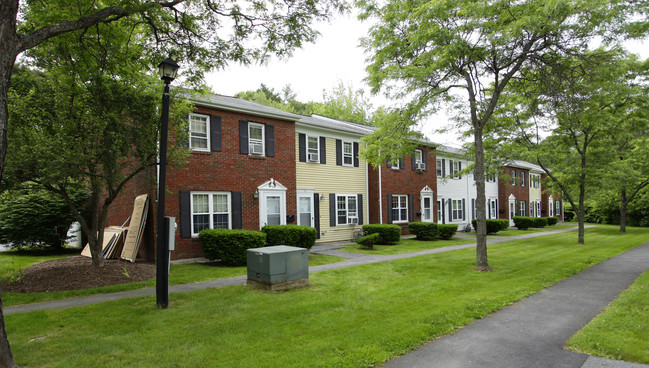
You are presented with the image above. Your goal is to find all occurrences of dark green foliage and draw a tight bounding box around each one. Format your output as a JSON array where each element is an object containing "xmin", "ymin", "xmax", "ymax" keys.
[
  {"xmin": 0, "ymin": 185, "xmax": 88, "ymax": 249},
  {"xmin": 261, "ymin": 225, "xmax": 317, "ymax": 249},
  {"xmin": 437, "ymin": 224, "xmax": 458, "ymax": 240},
  {"xmin": 546, "ymin": 217, "xmax": 559, "ymax": 226},
  {"xmin": 513, "ymin": 216, "xmax": 534, "ymax": 230},
  {"xmin": 199, "ymin": 229, "xmax": 266, "ymax": 266},
  {"xmin": 362, "ymin": 224, "xmax": 401, "ymax": 245},
  {"xmin": 532, "ymin": 217, "xmax": 548, "ymax": 228},
  {"xmin": 408, "ymin": 222, "xmax": 439, "ymax": 241},
  {"xmin": 564, "ymin": 210, "xmax": 576, "ymax": 222},
  {"xmin": 471, "ymin": 219, "xmax": 510, "ymax": 234},
  {"xmin": 356, "ymin": 233, "xmax": 380, "ymax": 250}
]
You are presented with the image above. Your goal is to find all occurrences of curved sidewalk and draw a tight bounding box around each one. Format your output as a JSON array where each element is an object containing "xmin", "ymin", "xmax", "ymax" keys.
[{"xmin": 382, "ymin": 240, "xmax": 649, "ymax": 368}]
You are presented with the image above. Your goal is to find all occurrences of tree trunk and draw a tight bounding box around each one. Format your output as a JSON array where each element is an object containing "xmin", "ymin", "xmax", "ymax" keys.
[
  {"xmin": 620, "ymin": 187, "xmax": 627, "ymax": 233},
  {"xmin": 474, "ymin": 125, "xmax": 490, "ymax": 271},
  {"xmin": 0, "ymin": 293, "xmax": 17, "ymax": 368},
  {"xmin": 577, "ymin": 176, "xmax": 586, "ymax": 244}
]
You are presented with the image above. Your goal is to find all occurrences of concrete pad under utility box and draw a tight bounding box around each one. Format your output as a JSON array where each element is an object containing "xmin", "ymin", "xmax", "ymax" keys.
[{"xmin": 246, "ymin": 245, "xmax": 309, "ymax": 291}]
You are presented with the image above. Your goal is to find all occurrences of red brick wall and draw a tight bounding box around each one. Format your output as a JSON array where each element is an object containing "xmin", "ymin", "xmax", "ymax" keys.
[
  {"xmin": 165, "ymin": 106, "xmax": 296, "ymax": 259},
  {"xmin": 368, "ymin": 147, "xmax": 437, "ymax": 233},
  {"xmin": 498, "ymin": 166, "xmax": 530, "ymax": 219}
]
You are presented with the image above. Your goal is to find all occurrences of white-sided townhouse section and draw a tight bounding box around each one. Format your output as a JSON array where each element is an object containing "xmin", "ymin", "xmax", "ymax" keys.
[
  {"xmin": 295, "ymin": 114, "xmax": 372, "ymax": 242},
  {"xmin": 435, "ymin": 145, "xmax": 500, "ymax": 229}
]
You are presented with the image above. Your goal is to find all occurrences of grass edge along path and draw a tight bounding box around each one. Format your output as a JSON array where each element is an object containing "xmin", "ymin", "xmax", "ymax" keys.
[
  {"xmin": 5, "ymin": 226, "xmax": 649, "ymax": 368},
  {"xmin": 566, "ymin": 269, "xmax": 649, "ymax": 364}
]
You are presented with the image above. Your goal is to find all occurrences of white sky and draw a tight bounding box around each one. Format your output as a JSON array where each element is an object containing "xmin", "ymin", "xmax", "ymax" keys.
[{"xmin": 206, "ymin": 13, "xmax": 649, "ymax": 147}]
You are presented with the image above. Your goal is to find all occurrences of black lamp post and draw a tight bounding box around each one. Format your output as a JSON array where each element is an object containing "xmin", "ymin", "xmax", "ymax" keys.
[{"xmin": 156, "ymin": 57, "xmax": 179, "ymax": 309}]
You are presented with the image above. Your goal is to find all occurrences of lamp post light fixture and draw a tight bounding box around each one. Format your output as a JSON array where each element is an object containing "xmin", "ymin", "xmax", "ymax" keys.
[{"xmin": 156, "ymin": 57, "xmax": 179, "ymax": 309}]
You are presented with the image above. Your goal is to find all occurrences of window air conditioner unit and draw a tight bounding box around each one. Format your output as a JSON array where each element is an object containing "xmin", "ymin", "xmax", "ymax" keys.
[
  {"xmin": 308, "ymin": 153, "xmax": 319, "ymax": 162},
  {"xmin": 250, "ymin": 143, "xmax": 264, "ymax": 155},
  {"xmin": 416, "ymin": 162, "xmax": 426, "ymax": 171},
  {"xmin": 349, "ymin": 217, "xmax": 359, "ymax": 225}
]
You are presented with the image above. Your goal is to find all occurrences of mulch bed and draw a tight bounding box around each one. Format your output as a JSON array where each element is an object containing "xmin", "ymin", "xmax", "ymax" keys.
[{"xmin": 1, "ymin": 256, "xmax": 156, "ymax": 293}]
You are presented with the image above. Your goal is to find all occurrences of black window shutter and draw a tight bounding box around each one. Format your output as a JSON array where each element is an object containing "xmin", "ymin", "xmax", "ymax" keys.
[
  {"xmin": 387, "ymin": 194, "xmax": 393, "ymax": 224},
  {"xmin": 458, "ymin": 162, "xmax": 462, "ymax": 179},
  {"xmin": 462, "ymin": 198, "xmax": 466, "ymax": 221},
  {"xmin": 472, "ymin": 199, "xmax": 475, "ymax": 220},
  {"xmin": 399, "ymin": 156, "xmax": 405, "ymax": 170},
  {"xmin": 336, "ymin": 139, "xmax": 342, "ymax": 166},
  {"xmin": 210, "ymin": 115, "xmax": 222, "ymax": 152},
  {"xmin": 411, "ymin": 153, "xmax": 416, "ymax": 171},
  {"xmin": 179, "ymin": 191, "xmax": 191, "ymax": 238},
  {"xmin": 496, "ymin": 199, "xmax": 499, "ymax": 218},
  {"xmin": 231, "ymin": 191, "xmax": 242, "ymax": 229},
  {"xmin": 423, "ymin": 150, "xmax": 428, "ymax": 171},
  {"xmin": 488, "ymin": 200, "xmax": 491, "ymax": 219},
  {"xmin": 314, "ymin": 193, "xmax": 320, "ymax": 239},
  {"xmin": 298, "ymin": 133, "xmax": 306, "ymax": 162},
  {"xmin": 178, "ymin": 115, "xmax": 190, "ymax": 148},
  {"xmin": 329, "ymin": 193, "xmax": 337, "ymax": 227},
  {"xmin": 357, "ymin": 194, "xmax": 363, "ymax": 225},
  {"xmin": 441, "ymin": 200, "xmax": 445, "ymax": 224},
  {"xmin": 448, "ymin": 198, "xmax": 453, "ymax": 220},
  {"xmin": 265, "ymin": 124, "xmax": 275, "ymax": 157},
  {"xmin": 319, "ymin": 137, "xmax": 326, "ymax": 164},
  {"xmin": 408, "ymin": 194, "xmax": 414, "ymax": 222},
  {"xmin": 442, "ymin": 159, "xmax": 446, "ymax": 177},
  {"xmin": 353, "ymin": 142, "xmax": 359, "ymax": 167},
  {"xmin": 239, "ymin": 120, "xmax": 249, "ymax": 154}
]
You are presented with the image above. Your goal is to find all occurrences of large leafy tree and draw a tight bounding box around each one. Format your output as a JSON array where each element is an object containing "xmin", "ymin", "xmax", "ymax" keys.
[
  {"xmin": 356, "ymin": 0, "xmax": 646, "ymax": 269},
  {"xmin": 0, "ymin": 1, "xmax": 344, "ymax": 365},
  {"xmin": 497, "ymin": 51, "xmax": 649, "ymax": 243}
]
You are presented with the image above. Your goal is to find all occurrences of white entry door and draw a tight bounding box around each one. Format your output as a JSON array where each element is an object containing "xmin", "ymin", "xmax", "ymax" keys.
[
  {"xmin": 508, "ymin": 195, "xmax": 516, "ymax": 227},
  {"xmin": 297, "ymin": 190, "xmax": 314, "ymax": 227}
]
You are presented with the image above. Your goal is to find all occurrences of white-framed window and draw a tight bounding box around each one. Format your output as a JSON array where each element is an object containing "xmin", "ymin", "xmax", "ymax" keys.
[
  {"xmin": 449, "ymin": 160, "xmax": 460, "ymax": 177},
  {"xmin": 420, "ymin": 187, "xmax": 434, "ymax": 222},
  {"xmin": 389, "ymin": 158, "xmax": 400, "ymax": 170},
  {"xmin": 437, "ymin": 199, "xmax": 443, "ymax": 224},
  {"xmin": 472, "ymin": 199, "xmax": 477, "ymax": 220},
  {"xmin": 336, "ymin": 194, "xmax": 358, "ymax": 225},
  {"xmin": 519, "ymin": 201, "xmax": 526, "ymax": 216},
  {"xmin": 555, "ymin": 200, "xmax": 561, "ymax": 216},
  {"xmin": 189, "ymin": 113, "xmax": 210, "ymax": 151},
  {"xmin": 343, "ymin": 141, "xmax": 354, "ymax": 166},
  {"xmin": 486, "ymin": 173, "xmax": 496, "ymax": 182},
  {"xmin": 437, "ymin": 159, "xmax": 443, "ymax": 177},
  {"xmin": 391, "ymin": 194, "xmax": 408, "ymax": 223},
  {"xmin": 536, "ymin": 201, "xmax": 541, "ymax": 217},
  {"xmin": 307, "ymin": 135, "xmax": 319, "ymax": 162},
  {"xmin": 530, "ymin": 204, "xmax": 534, "ymax": 217},
  {"xmin": 520, "ymin": 171, "xmax": 526, "ymax": 187},
  {"xmin": 414, "ymin": 149, "xmax": 425, "ymax": 170},
  {"xmin": 191, "ymin": 192, "xmax": 231, "ymax": 235},
  {"xmin": 452, "ymin": 199, "xmax": 463, "ymax": 220},
  {"xmin": 248, "ymin": 122, "xmax": 265, "ymax": 155},
  {"xmin": 549, "ymin": 196, "xmax": 554, "ymax": 217},
  {"xmin": 531, "ymin": 174, "xmax": 540, "ymax": 188},
  {"xmin": 511, "ymin": 170, "xmax": 516, "ymax": 185}
]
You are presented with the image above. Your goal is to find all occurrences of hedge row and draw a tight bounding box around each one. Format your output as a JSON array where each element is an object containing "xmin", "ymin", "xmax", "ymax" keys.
[
  {"xmin": 361, "ymin": 224, "xmax": 401, "ymax": 245},
  {"xmin": 471, "ymin": 219, "xmax": 509, "ymax": 234},
  {"xmin": 199, "ymin": 225, "xmax": 316, "ymax": 266},
  {"xmin": 407, "ymin": 222, "xmax": 459, "ymax": 240},
  {"xmin": 356, "ymin": 233, "xmax": 380, "ymax": 250},
  {"xmin": 513, "ymin": 216, "xmax": 554, "ymax": 230}
]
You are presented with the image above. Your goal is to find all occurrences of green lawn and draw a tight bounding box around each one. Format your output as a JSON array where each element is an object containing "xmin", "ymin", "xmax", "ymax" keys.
[
  {"xmin": 6, "ymin": 226, "xmax": 648, "ymax": 368},
  {"xmin": 2, "ymin": 253, "xmax": 345, "ymax": 307},
  {"xmin": 566, "ymin": 269, "xmax": 649, "ymax": 364},
  {"xmin": 0, "ymin": 247, "xmax": 80, "ymax": 280},
  {"xmin": 339, "ymin": 237, "xmax": 474, "ymax": 255}
]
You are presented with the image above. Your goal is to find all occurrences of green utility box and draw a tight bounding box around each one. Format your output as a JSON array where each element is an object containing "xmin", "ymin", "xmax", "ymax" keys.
[{"xmin": 246, "ymin": 245, "xmax": 309, "ymax": 291}]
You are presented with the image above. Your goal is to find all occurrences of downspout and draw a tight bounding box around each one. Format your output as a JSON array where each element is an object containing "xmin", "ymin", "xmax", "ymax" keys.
[{"xmin": 365, "ymin": 161, "xmax": 370, "ymax": 226}]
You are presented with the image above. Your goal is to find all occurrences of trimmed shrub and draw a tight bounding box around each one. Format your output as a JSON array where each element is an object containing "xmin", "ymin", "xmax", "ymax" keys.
[
  {"xmin": 356, "ymin": 233, "xmax": 380, "ymax": 250},
  {"xmin": 362, "ymin": 224, "xmax": 401, "ymax": 245},
  {"xmin": 471, "ymin": 219, "xmax": 510, "ymax": 234},
  {"xmin": 531, "ymin": 217, "xmax": 548, "ymax": 228},
  {"xmin": 408, "ymin": 222, "xmax": 439, "ymax": 241},
  {"xmin": 513, "ymin": 216, "xmax": 534, "ymax": 230},
  {"xmin": 199, "ymin": 229, "xmax": 266, "ymax": 266},
  {"xmin": 546, "ymin": 217, "xmax": 559, "ymax": 226},
  {"xmin": 261, "ymin": 225, "xmax": 317, "ymax": 249},
  {"xmin": 438, "ymin": 224, "xmax": 458, "ymax": 240}
]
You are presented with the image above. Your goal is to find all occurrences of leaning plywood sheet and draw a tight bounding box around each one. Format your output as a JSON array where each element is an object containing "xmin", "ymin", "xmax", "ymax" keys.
[
  {"xmin": 121, "ymin": 194, "xmax": 149, "ymax": 262},
  {"xmin": 80, "ymin": 226, "xmax": 127, "ymax": 259}
]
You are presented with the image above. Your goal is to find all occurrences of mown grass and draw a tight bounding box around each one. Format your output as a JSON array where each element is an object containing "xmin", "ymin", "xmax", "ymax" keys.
[
  {"xmin": 2, "ymin": 253, "xmax": 344, "ymax": 307},
  {"xmin": 339, "ymin": 237, "xmax": 474, "ymax": 255},
  {"xmin": 0, "ymin": 247, "xmax": 80, "ymax": 280},
  {"xmin": 6, "ymin": 226, "xmax": 648, "ymax": 368},
  {"xmin": 566, "ymin": 270, "xmax": 649, "ymax": 364}
]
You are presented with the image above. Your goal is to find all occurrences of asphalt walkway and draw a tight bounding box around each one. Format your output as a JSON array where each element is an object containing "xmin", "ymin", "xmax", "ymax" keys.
[{"xmin": 5, "ymin": 226, "xmax": 649, "ymax": 368}]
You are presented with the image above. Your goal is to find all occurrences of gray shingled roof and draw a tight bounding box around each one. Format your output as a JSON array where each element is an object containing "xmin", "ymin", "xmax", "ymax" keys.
[{"xmin": 187, "ymin": 93, "xmax": 302, "ymax": 121}]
